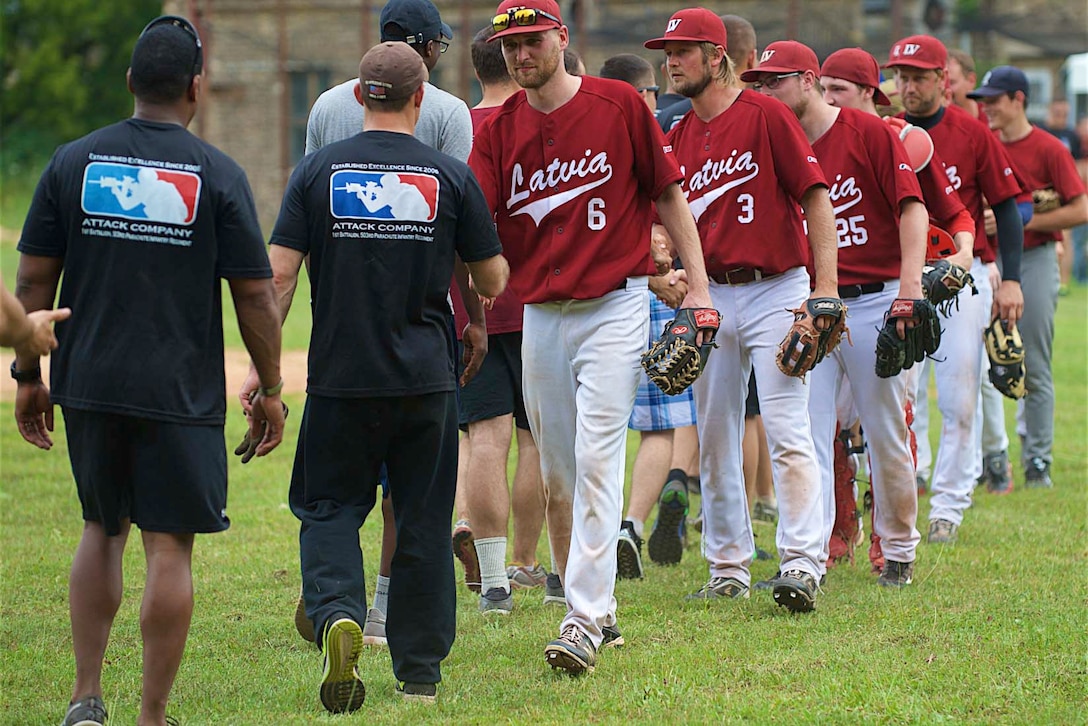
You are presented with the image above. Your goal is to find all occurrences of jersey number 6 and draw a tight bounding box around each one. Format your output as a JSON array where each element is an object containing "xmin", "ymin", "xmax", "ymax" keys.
[{"xmin": 588, "ymin": 197, "xmax": 606, "ymax": 230}]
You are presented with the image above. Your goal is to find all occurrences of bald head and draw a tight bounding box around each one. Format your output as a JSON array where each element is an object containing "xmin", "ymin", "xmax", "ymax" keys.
[{"xmin": 720, "ymin": 14, "xmax": 757, "ymax": 74}]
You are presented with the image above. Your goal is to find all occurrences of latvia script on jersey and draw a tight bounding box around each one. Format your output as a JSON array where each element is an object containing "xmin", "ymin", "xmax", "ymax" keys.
[
  {"xmin": 81, "ymin": 161, "xmax": 200, "ymax": 247},
  {"xmin": 330, "ymin": 167, "xmax": 439, "ymax": 243}
]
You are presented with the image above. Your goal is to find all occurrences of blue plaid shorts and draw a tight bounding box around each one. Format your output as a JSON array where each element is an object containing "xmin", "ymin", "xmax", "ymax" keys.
[{"xmin": 629, "ymin": 296, "xmax": 697, "ymax": 431}]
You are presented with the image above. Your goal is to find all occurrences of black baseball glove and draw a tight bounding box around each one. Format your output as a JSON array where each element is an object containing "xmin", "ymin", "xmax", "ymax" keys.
[
  {"xmin": 776, "ymin": 297, "xmax": 849, "ymax": 378},
  {"xmin": 984, "ymin": 317, "xmax": 1026, "ymax": 399},
  {"xmin": 874, "ymin": 298, "xmax": 941, "ymax": 378},
  {"xmin": 641, "ymin": 307, "xmax": 722, "ymax": 395},
  {"xmin": 921, "ymin": 259, "xmax": 977, "ymax": 316}
]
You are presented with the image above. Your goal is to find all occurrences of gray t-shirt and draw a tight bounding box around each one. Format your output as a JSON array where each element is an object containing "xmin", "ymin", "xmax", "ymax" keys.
[{"xmin": 305, "ymin": 79, "xmax": 472, "ymax": 162}]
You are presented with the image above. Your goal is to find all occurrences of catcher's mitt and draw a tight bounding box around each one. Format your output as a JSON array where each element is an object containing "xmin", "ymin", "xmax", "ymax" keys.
[
  {"xmin": 921, "ymin": 259, "xmax": 978, "ymax": 316},
  {"xmin": 776, "ymin": 297, "xmax": 849, "ymax": 378},
  {"xmin": 874, "ymin": 298, "xmax": 941, "ymax": 378},
  {"xmin": 641, "ymin": 307, "xmax": 722, "ymax": 395},
  {"xmin": 984, "ymin": 317, "xmax": 1026, "ymax": 399},
  {"xmin": 1032, "ymin": 188, "xmax": 1061, "ymax": 215}
]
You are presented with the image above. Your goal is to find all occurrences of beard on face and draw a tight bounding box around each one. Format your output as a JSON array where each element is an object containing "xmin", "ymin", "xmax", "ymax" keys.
[
  {"xmin": 676, "ymin": 65, "xmax": 713, "ymax": 99},
  {"xmin": 508, "ymin": 41, "xmax": 561, "ymax": 90}
]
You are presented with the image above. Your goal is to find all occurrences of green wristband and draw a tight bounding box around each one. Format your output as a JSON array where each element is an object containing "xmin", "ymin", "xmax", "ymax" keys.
[{"xmin": 259, "ymin": 379, "xmax": 284, "ymax": 397}]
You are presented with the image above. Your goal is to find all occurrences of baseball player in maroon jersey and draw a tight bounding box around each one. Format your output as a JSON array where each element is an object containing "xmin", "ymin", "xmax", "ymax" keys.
[
  {"xmin": 885, "ymin": 35, "xmax": 1024, "ymax": 544},
  {"xmin": 970, "ymin": 66, "xmax": 1088, "ymax": 487},
  {"xmin": 753, "ymin": 39, "xmax": 928, "ymax": 586},
  {"xmin": 469, "ymin": 0, "xmax": 711, "ymax": 675},
  {"xmin": 644, "ymin": 9, "xmax": 840, "ymax": 613},
  {"xmin": 819, "ymin": 46, "xmax": 977, "ymax": 569}
]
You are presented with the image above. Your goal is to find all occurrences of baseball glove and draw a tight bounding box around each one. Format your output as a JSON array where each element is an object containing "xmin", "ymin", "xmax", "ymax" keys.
[
  {"xmin": 874, "ymin": 298, "xmax": 942, "ymax": 378},
  {"xmin": 776, "ymin": 297, "xmax": 849, "ymax": 378},
  {"xmin": 921, "ymin": 259, "xmax": 977, "ymax": 316},
  {"xmin": 1032, "ymin": 188, "xmax": 1061, "ymax": 214},
  {"xmin": 984, "ymin": 317, "xmax": 1026, "ymax": 399},
  {"xmin": 641, "ymin": 307, "xmax": 722, "ymax": 395}
]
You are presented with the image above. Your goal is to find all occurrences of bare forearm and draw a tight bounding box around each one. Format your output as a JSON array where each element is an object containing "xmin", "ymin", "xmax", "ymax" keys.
[
  {"xmin": 234, "ymin": 283, "xmax": 282, "ymax": 388},
  {"xmin": 655, "ymin": 184, "xmax": 709, "ymax": 293},
  {"xmin": 14, "ymin": 258, "xmax": 62, "ymax": 370},
  {"xmin": 898, "ymin": 200, "xmax": 927, "ymax": 298},
  {"xmin": 1025, "ymin": 196, "xmax": 1088, "ymax": 233},
  {"xmin": 0, "ymin": 285, "xmax": 33, "ymax": 349},
  {"xmin": 466, "ymin": 255, "xmax": 510, "ymax": 299},
  {"xmin": 454, "ymin": 257, "xmax": 486, "ymax": 324},
  {"xmin": 801, "ymin": 187, "xmax": 839, "ymax": 296}
]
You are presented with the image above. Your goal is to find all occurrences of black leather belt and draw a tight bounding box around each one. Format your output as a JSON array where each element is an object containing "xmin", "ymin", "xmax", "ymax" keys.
[
  {"xmin": 709, "ymin": 268, "xmax": 780, "ymax": 285},
  {"xmin": 838, "ymin": 282, "xmax": 885, "ymax": 299}
]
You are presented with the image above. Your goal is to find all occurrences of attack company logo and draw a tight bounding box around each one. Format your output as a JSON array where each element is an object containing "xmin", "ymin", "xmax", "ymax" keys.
[
  {"xmin": 506, "ymin": 149, "xmax": 613, "ymax": 226},
  {"xmin": 82, "ymin": 162, "xmax": 200, "ymax": 225},
  {"xmin": 666, "ymin": 18, "xmax": 682, "ymax": 33},
  {"xmin": 829, "ymin": 174, "xmax": 863, "ymax": 216},
  {"xmin": 682, "ymin": 149, "xmax": 760, "ymax": 222},
  {"xmin": 331, "ymin": 170, "xmax": 438, "ymax": 222}
]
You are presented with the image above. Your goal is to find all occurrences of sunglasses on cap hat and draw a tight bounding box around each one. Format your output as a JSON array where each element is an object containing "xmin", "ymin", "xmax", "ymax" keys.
[
  {"xmin": 140, "ymin": 15, "xmax": 203, "ymax": 78},
  {"xmin": 492, "ymin": 7, "xmax": 562, "ymax": 34}
]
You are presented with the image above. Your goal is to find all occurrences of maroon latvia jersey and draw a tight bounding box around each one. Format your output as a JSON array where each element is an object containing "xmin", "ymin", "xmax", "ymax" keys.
[
  {"xmin": 451, "ymin": 106, "xmax": 524, "ymax": 338},
  {"xmin": 917, "ymin": 145, "xmax": 969, "ymax": 231},
  {"xmin": 469, "ymin": 76, "xmax": 681, "ymax": 304},
  {"xmin": 811, "ymin": 107, "xmax": 923, "ymax": 285},
  {"xmin": 999, "ymin": 127, "xmax": 1087, "ymax": 250},
  {"xmin": 919, "ymin": 104, "xmax": 1022, "ymax": 262},
  {"xmin": 667, "ymin": 90, "xmax": 826, "ymax": 275}
]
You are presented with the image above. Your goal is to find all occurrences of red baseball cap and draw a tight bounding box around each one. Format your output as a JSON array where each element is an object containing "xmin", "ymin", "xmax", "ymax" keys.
[
  {"xmin": 821, "ymin": 48, "xmax": 891, "ymax": 106},
  {"xmin": 883, "ymin": 35, "xmax": 947, "ymax": 70},
  {"xmin": 644, "ymin": 8, "xmax": 727, "ymax": 50},
  {"xmin": 739, "ymin": 40, "xmax": 818, "ymax": 83},
  {"xmin": 489, "ymin": 0, "xmax": 563, "ymax": 42}
]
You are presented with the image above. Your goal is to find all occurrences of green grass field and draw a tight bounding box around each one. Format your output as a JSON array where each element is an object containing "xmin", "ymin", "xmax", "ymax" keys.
[{"xmin": 1, "ymin": 284, "xmax": 1085, "ymax": 724}]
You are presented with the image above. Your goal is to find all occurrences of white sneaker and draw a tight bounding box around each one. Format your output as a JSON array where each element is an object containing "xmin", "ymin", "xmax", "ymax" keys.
[{"xmin": 362, "ymin": 607, "xmax": 387, "ymax": 646}]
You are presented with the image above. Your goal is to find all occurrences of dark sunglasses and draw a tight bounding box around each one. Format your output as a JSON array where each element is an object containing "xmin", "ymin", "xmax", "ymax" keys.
[
  {"xmin": 140, "ymin": 15, "xmax": 203, "ymax": 78},
  {"xmin": 403, "ymin": 34, "xmax": 449, "ymax": 54},
  {"xmin": 638, "ymin": 85, "xmax": 660, "ymax": 99},
  {"xmin": 492, "ymin": 7, "xmax": 562, "ymax": 34}
]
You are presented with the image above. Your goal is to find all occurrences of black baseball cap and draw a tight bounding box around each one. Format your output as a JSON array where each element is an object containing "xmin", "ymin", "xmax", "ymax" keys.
[
  {"xmin": 967, "ymin": 65, "xmax": 1029, "ymax": 99},
  {"xmin": 379, "ymin": 0, "xmax": 453, "ymax": 45}
]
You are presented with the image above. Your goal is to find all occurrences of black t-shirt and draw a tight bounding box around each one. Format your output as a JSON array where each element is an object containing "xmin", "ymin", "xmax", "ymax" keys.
[
  {"xmin": 1041, "ymin": 125, "xmax": 1082, "ymax": 160},
  {"xmin": 18, "ymin": 118, "xmax": 271, "ymax": 425},
  {"xmin": 271, "ymin": 130, "xmax": 501, "ymax": 398}
]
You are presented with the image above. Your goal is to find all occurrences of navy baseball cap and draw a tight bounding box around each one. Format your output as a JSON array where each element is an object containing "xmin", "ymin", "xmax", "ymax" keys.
[
  {"xmin": 380, "ymin": 0, "xmax": 453, "ymax": 44},
  {"xmin": 967, "ymin": 65, "xmax": 1029, "ymax": 99}
]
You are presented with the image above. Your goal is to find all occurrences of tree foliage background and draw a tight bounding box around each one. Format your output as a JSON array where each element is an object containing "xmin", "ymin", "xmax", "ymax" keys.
[{"xmin": 1, "ymin": 0, "xmax": 163, "ymax": 175}]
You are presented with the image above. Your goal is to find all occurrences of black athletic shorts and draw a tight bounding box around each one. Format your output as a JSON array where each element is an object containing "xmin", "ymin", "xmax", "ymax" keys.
[
  {"xmin": 455, "ymin": 331, "xmax": 529, "ymax": 431},
  {"xmin": 745, "ymin": 371, "xmax": 760, "ymax": 418},
  {"xmin": 63, "ymin": 408, "xmax": 229, "ymax": 536}
]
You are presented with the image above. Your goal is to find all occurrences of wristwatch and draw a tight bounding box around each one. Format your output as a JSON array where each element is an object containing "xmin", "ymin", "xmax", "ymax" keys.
[{"xmin": 10, "ymin": 360, "xmax": 41, "ymax": 383}]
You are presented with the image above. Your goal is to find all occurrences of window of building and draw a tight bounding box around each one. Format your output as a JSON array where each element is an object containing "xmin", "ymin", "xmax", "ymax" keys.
[{"xmin": 290, "ymin": 69, "xmax": 332, "ymax": 162}]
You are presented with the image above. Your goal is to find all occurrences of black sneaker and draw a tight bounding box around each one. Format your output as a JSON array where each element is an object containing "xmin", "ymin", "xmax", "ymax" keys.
[
  {"xmin": 397, "ymin": 682, "xmax": 437, "ymax": 703},
  {"xmin": 984, "ymin": 451, "xmax": 1013, "ymax": 495},
  {"xmin": 926, "ymin": 518, "xmax": 958, "ymax": 544},
  {"xmin": 1024, "ymin": 457, "xmax": 1053, "ymax": 488},
  {"xmin": 543, "ymin": 572, "xmax": 565, "ymax": 605},
  {"xmin": 319, "ymin": 615, "xmax": 366, "ymax": 713},
  {"xmin": 61, "ymin": 696, "xmax": 107, "ymax": 726},
  {"xmin": 773, "ymin": 570, "xmax": 817, "ymax": 613},
  {"xmin": 753, "ymin": 571, "xmax": 780, "ymax": 591},
  {"xmin": 878, "ymin": 560, "xmax": 914, "ymax": 588},
  {"xmin": 545, "ymin": 625, "xmax": 597, "ymax": 675},
  {"xmin": 616, "ymin": 520, "xmax": 645, "ymax": 579},
  {"xmin": 479, "ymin": 586, "xmax": 513, "ymax": 616},
  {"xmin": 685, "ymin": 576, "xmax": 749, "ymax": 600},
  {"xmin": 601, "ymin": 624, "xmax": 625, "ymax": 648},
  {"xmin": 648, "ymin": 480, "xmax": 688, "ymax": 565}
]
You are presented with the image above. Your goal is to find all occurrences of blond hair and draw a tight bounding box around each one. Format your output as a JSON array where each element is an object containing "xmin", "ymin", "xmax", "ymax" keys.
[{"xmin": 699, "ymin": 41, "xmax": 736, "ymax": 86}]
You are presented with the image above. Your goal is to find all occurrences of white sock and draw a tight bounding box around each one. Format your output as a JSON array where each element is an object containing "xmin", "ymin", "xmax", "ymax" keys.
[
  {"xmin": 550, "ymin": 551, "xmax": 559, "ymax": 576},
  {"xmin": 475, "ymin": 537, "xmax": 509, "ymax": 594},
  {"xmin": 373, "ymin": 574, "xmax": 390, "ymax": 615},
  {"xmin": 628, "ymin": 518, "xmax": 644, "ymax": 540}
]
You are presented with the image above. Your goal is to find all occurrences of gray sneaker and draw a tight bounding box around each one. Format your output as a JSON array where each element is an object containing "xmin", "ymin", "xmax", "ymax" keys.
[
  {"xmin": 479, "ymin": 586, "xmax": 513, "ymax": 616},
  {"xmin": 1024, "ymin": 457, "xmax": 1053, "ymax": 488},
  {"xmin": 543, "ymin": 573, "xmax": 565, "ymax": 606},
  {"xmin": 772, "ymin": 570, "xmax": 818, "ymax": 613},
  {"xmin": 616, "ymin": 520, "xmax": 645, "ymax": 579},
  {"xmin": 601, "ymin": 624, "xmax": 625, "ymax": 648},
  {"xmin": 877, "ymin": 560, "xmax": 914, "ymax": 588},
  {"xmin": 61, "ymin": 696, "xmax": 107, "ymax": 726},
  {"xmin": 397, "ymin": 682, "xmax": 437, "ymax": 703},
  {"xmin": 752, "ymin": 500, "xmax": 778, "ymax": 524},
  {"xmin": 362, "ymin": 607, "xmax": 386, "ymax": 646},
  {"xmin": 685, "ymin": 576, "xmax": 750, "ymax": 600},
  {"xmin": 927, "ymin": 518, "xmax": 958, "ymax": 544},
  {"xmin": 507, "ymin": 562, "xmax": 548, "ymax": 589},
  {"xmin": 545, "ymin": 625, "xmax": 597, "ymax": 675}
]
